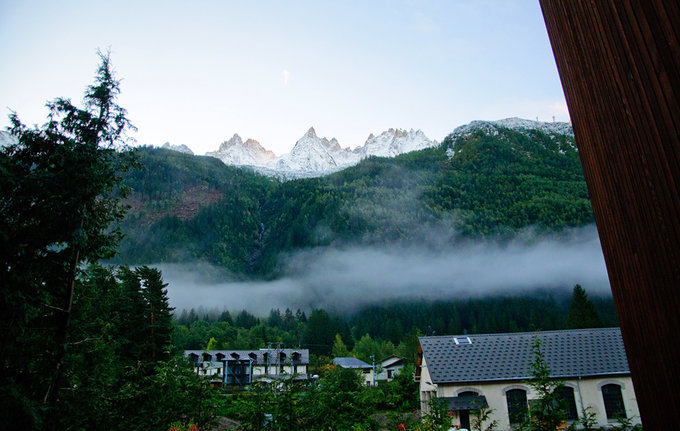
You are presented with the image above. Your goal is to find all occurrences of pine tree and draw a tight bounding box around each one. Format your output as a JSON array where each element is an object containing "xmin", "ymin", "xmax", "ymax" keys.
[
  {"xmin": 218, "ymin": 309, "xmax": 233, "ymax": 324},
  {"xmin": 116, "ymin": 266, "xmax": 148, "ymax": 362},
  {"xmin": 303, "ymin": 309, "xmax": 335, "ymax": 355},
  {"xmin": 526, "ymin": 337, "xmax": 567, "ymax": 431},
  {"xmin": 0, "ymin": 50, "xmax": 134, "ymax": 424},
  {"xmin": 567, "ymin": 284, "xmax": 604, "ymax": 329},
  {"xmin": 137, "ymin": 265, "xmax": 174, "ymax": 364}
]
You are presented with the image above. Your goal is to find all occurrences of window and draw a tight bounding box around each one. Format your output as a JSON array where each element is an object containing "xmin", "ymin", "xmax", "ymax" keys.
[
  {"xmin": 506, "ymin": 388, "xmax": 528, "ymax": 425},
  {"xmin": 602, "ymin": 383, "xmax": 626, "ymax": 420},
  {"xmin": 558, "ymin": 386, "xmax": 579, "ymax": 421},
  {"xmin": 454, "ymin": 336, "xmax": 472, "ymax": 345}
]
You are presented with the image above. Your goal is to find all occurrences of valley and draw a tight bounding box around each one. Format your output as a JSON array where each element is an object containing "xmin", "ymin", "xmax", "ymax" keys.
[{"xmin": 113, "ymin": 118, "xmax": 604, "ymax": 314}]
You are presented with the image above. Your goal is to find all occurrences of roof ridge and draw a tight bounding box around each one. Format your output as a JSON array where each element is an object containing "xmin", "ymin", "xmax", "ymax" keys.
[{"xmin": 419, "ymin": 327, "xmax": 620, "ymax": 340}]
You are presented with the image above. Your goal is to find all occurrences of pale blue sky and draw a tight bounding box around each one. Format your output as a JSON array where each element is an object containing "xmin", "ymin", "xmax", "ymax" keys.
[{"xmin": 0, "ymin": 0, "xmax": 568, "ymax": 155}]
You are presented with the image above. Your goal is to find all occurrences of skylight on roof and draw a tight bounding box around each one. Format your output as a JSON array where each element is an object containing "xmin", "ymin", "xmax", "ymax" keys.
[{"xmin": 454, "ymin": 336, "xmax": 472, "ymax": 345}]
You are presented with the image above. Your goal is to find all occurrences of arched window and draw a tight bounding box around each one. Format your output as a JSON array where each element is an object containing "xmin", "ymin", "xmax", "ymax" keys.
[
  {"xmin": 506, "ymin": 388, "xmax": 528, "ymax": 425},
  {"xmin": 558, "ymin": 386, "xmax": 578, "ymax": 421},
  {"xmin": 602, "ymin": 383, "xmax": 626, "ymax": 420}
]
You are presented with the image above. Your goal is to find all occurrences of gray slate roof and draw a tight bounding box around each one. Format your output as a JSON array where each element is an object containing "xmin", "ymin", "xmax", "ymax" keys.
[
  {"xmin": 419, "ymin": 328, "xmax": 629, "ymax": 384},
  {"xmin": 333, "ymin": 357, "xmax": 372, "ymax": 369},
  {"xmin": 184, "ymin": 349, "xmax": 309, "ymax": 365}
]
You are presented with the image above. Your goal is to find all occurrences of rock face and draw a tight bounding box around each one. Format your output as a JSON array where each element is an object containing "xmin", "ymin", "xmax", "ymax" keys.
[
  {"xmin": 161, "ymin": 142, "xmax": 194, "ymax": 155},
  {"xmin": 206, "ymin": 127, "xmax": 438, "ymax": 179},
  {"xmin": 205, "ymin": 134, "xmax": 275, "ymax": 166}
]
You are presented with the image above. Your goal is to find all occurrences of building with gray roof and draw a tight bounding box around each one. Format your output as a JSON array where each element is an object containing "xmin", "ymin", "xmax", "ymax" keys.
[
  {"xmin": 333, "ymin": 357, "xmax": 372, "ymax": 370},
  {"xmin": 333, "ymin": 357, "xmax": 374, "ymax": 386},
  {"xmin": 417, "ymin": 328, "xmax": 640, "ymax": 430}
]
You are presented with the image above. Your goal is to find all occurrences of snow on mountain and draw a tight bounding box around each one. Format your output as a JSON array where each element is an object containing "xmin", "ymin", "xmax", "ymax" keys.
[
  {"xmin": 205, "ymin": 134, "xmax": 276, "ymax": 167},
  {"xmin": 161, "ymin": 142, "xmax": 194, "ymax": 155},
  {"xmin": 355, "ymin": 128, "xmax": 437, "ymax": 158},
  {"xmin": 452, "ymin": 117, "xmax": 574, "ymax": 139},
  {"xmin": 446, "ymin": 118, "xmax": 575, "ymax": 158},
  {"xmin": 268, "ymin": 127, "xmax": 360, "ymax": 177},
  {"xmin": 205, "ymin": 127, "xmax": 437, "ymax": 180}
]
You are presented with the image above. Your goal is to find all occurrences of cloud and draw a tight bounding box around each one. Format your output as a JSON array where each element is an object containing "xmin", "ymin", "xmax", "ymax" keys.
[
  {"xmin": 282, "ymin": 69, "xmax": 290, "ymax": 86},
  {"xmin": 157, "ymin": 225, "xmax": 610, "ymax": 316}
]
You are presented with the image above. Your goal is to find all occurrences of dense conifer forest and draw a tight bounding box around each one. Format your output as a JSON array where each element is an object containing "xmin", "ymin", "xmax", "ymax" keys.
[{"xmin": 173, "ymin": 288, "xmax": 618, "ymax": 362}]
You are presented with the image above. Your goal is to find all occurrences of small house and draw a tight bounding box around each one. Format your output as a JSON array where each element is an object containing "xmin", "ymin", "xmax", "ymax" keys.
[
  {"xmin": 376, "ymin": 355, "xmax": 406, "ymax": 383},
  {"xmin": 333, "ymin": 357, "xmax": 375, "ymax": 386}
]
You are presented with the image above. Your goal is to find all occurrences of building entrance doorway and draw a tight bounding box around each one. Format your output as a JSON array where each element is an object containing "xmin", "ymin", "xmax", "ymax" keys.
[{"xmin": 459, "ymin": 410, "xmax": 470, "ymax": 429}]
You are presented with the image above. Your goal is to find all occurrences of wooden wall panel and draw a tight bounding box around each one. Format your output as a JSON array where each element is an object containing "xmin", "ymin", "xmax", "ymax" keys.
[{"xmin": 540, "ymin": 1, "xmax": 680, "ymax": 428}]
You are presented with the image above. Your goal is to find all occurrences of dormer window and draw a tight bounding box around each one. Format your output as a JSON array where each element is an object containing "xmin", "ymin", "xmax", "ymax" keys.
[{"xmin": 454, "ymin": 336, "xmax": 472, "ymax": 345}]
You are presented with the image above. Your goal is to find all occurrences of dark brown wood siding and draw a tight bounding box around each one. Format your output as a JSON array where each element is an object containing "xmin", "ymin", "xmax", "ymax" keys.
[{"xmin": 540, "ymin": 1, "xmax": 680, "ymax": 427}]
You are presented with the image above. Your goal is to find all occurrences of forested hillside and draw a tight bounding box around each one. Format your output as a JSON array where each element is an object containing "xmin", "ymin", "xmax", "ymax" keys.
[
  {"xmin": 114, "ymin": 125, "xmax": 593, "ymax": 276},
  {"xmin": 174, "ymin": 288, "xmax": 618, "ymax": 359}
]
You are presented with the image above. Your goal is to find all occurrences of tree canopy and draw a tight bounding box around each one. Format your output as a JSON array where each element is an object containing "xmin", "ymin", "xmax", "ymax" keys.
[
  {"xmin": 567, "ymin": 284, "xmax": 604, "ymax": 329},
  {"xmin": 0, "ymin": 52, "xmax": 218, "ymax": 431}
]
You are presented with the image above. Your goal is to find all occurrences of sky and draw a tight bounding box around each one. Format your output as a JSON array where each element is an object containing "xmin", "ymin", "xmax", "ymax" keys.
[{"xmin": 0, "ymin": 0, "xmax": 569, "ymax": 156}]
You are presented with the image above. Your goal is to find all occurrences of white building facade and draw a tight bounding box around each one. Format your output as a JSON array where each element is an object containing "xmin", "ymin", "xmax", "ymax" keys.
[{"xmin": 185, "ymin": 348, "xmax": 309, "ymax": 386}]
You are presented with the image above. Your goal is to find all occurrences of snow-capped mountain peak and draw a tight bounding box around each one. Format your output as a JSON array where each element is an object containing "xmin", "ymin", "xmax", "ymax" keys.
[
  {"xmin": 304, "ymin": 127, "xmax": 317, "ymax": 139},
  {"xmin": 161, "ymin": 142, "xmax": 194, "ymax": 155},
  {"xmin": 446, "ymin": 118, "xmax": 575, "ymax": 158},
  {"xmin": 452, "ymin": 117, "xmax": 574, "ymax": 139},
  {"xmin": 272, "ymin": 127, "xmax": 359, "ymax": 176},
  {"xmin": 205, "ymin": 126, "xmax": 437, "ymax": 180},
  {"xmin": 355, "ymin": 128, "xmax": 437, "ymax": 158},
  {"xmin": 218, "ymin": 133, "xmax": 244, "ymax": 151},
  {"xmin": 206, "ymin": 134, "xmax": 276, "ymax": 167}
]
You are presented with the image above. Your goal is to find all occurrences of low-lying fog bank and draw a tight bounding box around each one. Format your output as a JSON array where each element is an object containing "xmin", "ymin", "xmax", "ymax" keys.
[{"xmin": 157, "ymin": 225, "xmax": 610, "ymax": 315}]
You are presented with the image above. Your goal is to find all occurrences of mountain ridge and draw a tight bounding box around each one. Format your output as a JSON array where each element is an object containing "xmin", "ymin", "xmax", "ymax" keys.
[
  {"xmin": 160, "ymin": 118, "xmax": 572, "ymax": 180},
  {"xmin": 118, "ymin": 118, "xmax": 591, "ymax": 276},
  {"xmin": 199, "ymin": 126, "xmax": 438, "ymax": 179}
]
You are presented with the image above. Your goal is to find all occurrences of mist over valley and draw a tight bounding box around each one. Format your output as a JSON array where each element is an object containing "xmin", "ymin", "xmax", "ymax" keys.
[
  {"xmin": 159, "ymin": 224, "xmax": 609, "ymax": 315},
  {"xmin": 112, "ymin": 119, "xmax": 608, "ymax": 316}
]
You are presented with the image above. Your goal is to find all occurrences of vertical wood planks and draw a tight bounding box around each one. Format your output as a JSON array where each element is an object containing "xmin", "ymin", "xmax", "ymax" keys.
[{"xmin": 540, "ymin": 1, "xmax": 680, "ymax": 428}]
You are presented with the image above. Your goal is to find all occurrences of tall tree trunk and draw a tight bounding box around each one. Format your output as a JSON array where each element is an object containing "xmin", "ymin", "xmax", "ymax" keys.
[{"xmin": 44, "ymin": 246, "xmax": 79, "ymax": 404}]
